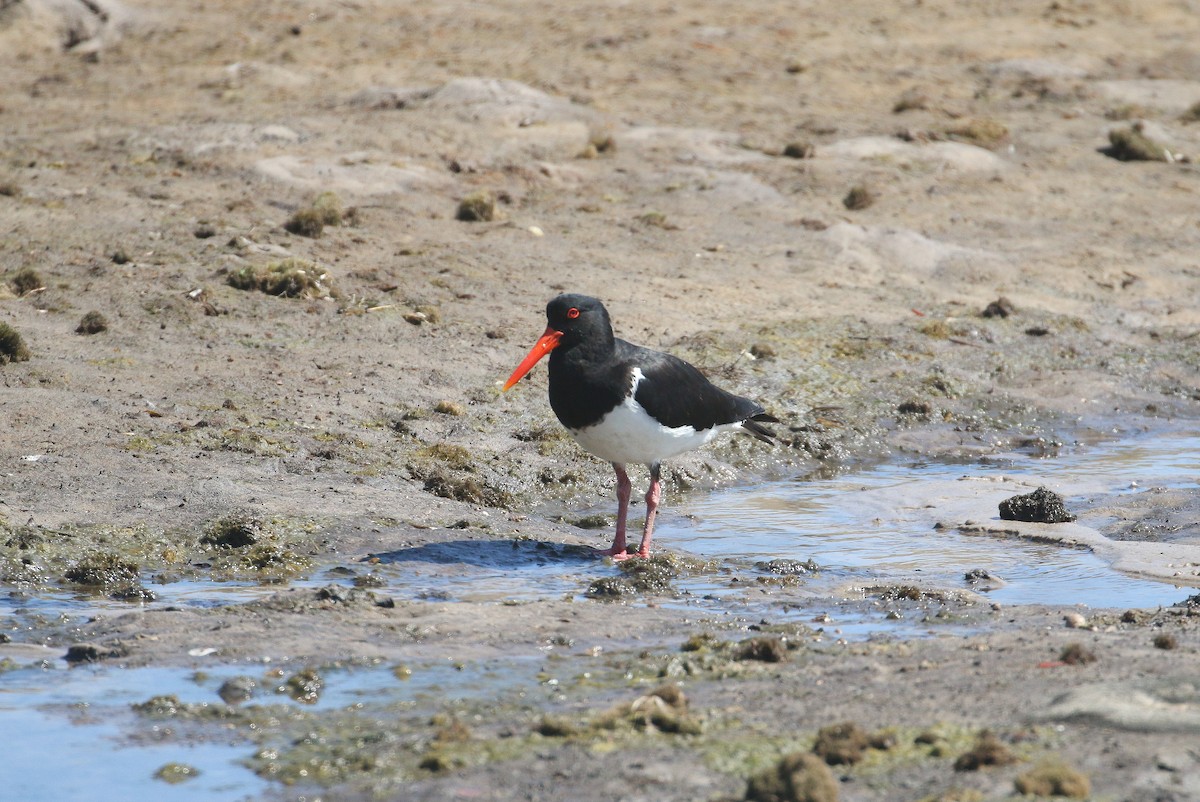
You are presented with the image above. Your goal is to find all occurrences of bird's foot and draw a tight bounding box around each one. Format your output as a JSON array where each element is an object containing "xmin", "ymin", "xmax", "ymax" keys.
[{"xmin": 610, "ymin": 548, "xmax": 650, "ymax": 561}]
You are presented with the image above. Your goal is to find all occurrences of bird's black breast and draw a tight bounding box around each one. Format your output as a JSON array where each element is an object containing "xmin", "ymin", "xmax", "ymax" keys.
[{"xmin": 547, "ymin": 349, "xmax": 632, "ymax": 431}]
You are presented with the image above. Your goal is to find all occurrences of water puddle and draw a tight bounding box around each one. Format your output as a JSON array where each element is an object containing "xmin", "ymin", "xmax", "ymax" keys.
[
  {"xmin": 0, "ymin": 657, "xmax": 267, "ymax": 801},
  {"xmin": 0, "ymin": 654, "xmax": 553, "ymax": 802},
  {"xmin": 667, "ymin": 432, "xmax": 1199, "ymax": 610}
]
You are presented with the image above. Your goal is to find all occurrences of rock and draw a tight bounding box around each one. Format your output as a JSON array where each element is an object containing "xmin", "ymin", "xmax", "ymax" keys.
[
  {"xmin": 735, "ymin": 636, "xmax": 788, "ymax": 663},
  {"xmin": 981, "ymin": 297, "xmax": 1016, "ymax": 318},
  {"xmin": 217, "ymin": 675, "xmax": 257, "ymax": 704},
  {"xmin": 998, "ymin": 486, "xmax": 1076, "ymax": 523},
  {"xmin": 64, "ymin": 642, "xmax": 124, "ymax": 663},
  {"xmin": 1040, "ymin": 679, "xmax": 1200, "ymax": 732}
]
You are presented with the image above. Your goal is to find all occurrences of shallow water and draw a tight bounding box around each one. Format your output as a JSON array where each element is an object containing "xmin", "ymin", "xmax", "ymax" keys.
[
  {"xmin": 365, "ymin": 431, "xmax": 1198, "ymax": 612},
  {"xmin": 0, "ymin": 660, "xmax": 266, "ymax": 801},
  {"xmin": 670, "ymin": 433, "xmax": 1199, "ymax": 610},
  {"xmin": 1, "ymin": 430, "xmax": 1196, "ymax": 800}
]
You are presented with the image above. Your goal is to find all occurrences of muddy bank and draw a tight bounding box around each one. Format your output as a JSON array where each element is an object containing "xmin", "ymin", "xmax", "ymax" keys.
[{"xmin": 3, "ymin": 0, "xmax": 1200, "ymax": 800}]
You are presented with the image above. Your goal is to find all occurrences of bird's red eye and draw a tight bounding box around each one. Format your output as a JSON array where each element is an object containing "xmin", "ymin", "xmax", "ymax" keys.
[{"xmin": 566, "ymin": 307, "xmax": 580, "ymax": 319}]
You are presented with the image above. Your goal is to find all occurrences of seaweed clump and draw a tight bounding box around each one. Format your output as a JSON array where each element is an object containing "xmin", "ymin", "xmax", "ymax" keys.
[
  {"xmin": 953, "ymin": 730, "xmax": 1016, "ymax": 771},
  {"xmin": 735, "ymin": 636, "xmax": 788, "ymax": 663},
  {"xmin": 591, "ymin": 683, "xmax": 702, "ymax": 735},
  {"xmin": 744, "ymin": 751, "xmax": 839, "ymax": 802},
  {"xmin": 281, "ymin": 667, "xmax": 323, "ymax": 704},
  {"xmin": 227, "ymin": 258, "xmax": 337, "ymax": 299},
  {"xmin": 154, "ymin": 763, "xmax": 201, "ymax": 784},
  {"xmin": 1013, "ymin": 758, "xmax": 1090, "ymax": 799},
  {"xmin": 201, "ymin": 515, "xmax": 260, "ymax": 549},
  {"xmin": 284, "ymin": 192, "xmax": 344, "ymax": 238},
  {"xmin": 76, "ymin": 311, "xmax": 109, "ymax": 335},
  {"xmin": 811, "ymin": 721, "xmax": 894, "ymax": 766},
  {"xmin": 586, "ymin": 554, "xmax": 683, "ymax": 599},
  {"xmin": 0, "ymin": 322, "xmax": 31, "ymax": 364},
  {"xmin": 64, "ymin": 551, "xmax": 139, "ymax": 589},
  {"xmin": 456, "ymin": 191, "xmax": 497, "ymax": 222},
  {"xmin": 1104, "ymin": 123, "xmax": 1169, "ymax": 162}
]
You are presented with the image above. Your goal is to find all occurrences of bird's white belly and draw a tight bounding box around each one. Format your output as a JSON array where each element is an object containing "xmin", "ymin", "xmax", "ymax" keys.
[{"xmin": 569, "ymin": 393, "xmax": 735, "ymax": 466}]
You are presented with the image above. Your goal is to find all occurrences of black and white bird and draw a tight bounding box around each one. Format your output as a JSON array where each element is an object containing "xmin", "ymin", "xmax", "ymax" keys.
[{"xmin": 503, "ymin": 294, "xmax": 777, "ymax": 560}]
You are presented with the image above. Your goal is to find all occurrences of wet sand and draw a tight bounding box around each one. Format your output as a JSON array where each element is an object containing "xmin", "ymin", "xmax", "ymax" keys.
[{"xmin": 2, "ymin": 1, "xmax": 1200, "ymax": 799}]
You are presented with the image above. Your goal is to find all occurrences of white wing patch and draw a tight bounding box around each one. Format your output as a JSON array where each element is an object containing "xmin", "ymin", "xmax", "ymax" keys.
[{"xmin": 568, "ymin": 368, "xmax": 743, "ymax": 466}]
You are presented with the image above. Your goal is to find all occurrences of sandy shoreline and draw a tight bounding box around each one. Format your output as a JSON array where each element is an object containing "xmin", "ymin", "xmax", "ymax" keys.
[{"xmin": 3, "ymin": 1, "xmax": 1200, "ymax": 799}]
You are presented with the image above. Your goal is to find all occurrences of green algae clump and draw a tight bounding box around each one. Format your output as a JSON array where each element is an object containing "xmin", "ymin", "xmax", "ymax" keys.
[
  {"xmin": 1105, "ymin": 124, "xmax": 1169, "ymax": 162},
  {"xmin": 283, "ymin": 667, "xmax": 324, "ymax": 704},
  {"xmin": 75, "ymin": 311, "xmax": 109, "ymax": 335},
  {"xmin": 745, "ymin": 751, "xmax": 839, "ymax": 802},
  {"xmin": 0, "ymin": 322, "xmax": 31, "ymax": 364},
  {"xmin": 953, "ymin": 730, "xmax": 1017, "ymax": 771},
  {"xmin": 154, "ymin": 763, "xmax": 201, "ymax": 784},
  {"xmin": 812, "ymin": 721, "xmax": 870, "ymax": 766},
  {"xmin": 285, "ymin": 192, "xmax": 344, "ymax": 238},
  {"xmin": 456, "ymin": 191, "xmax": 497, "ymax": 222},
  {"xmin": 1014, "ymin": 758, "xmax": 1091, "ymax": 799},
  {"xmin": 64, "ymin": 551, "xmax": 139, "ymax": 589},
  {"xmin": 227, "ymin": 258, "xmax": 337, "ymax": 299},
  {"xmin": 201, "ymin": 515, "xmax": 260, "ymax": 549}
]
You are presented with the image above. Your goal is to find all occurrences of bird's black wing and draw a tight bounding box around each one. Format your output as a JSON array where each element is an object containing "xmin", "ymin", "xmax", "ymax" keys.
[{"xmin": 623, "ymin": 341, "xmax": 774, "ymax": 439}]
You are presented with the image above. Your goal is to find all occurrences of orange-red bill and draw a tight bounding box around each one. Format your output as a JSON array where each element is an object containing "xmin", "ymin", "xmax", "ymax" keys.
[{"xmin": 502, "ymin": 327, "xmax": 563, "ymax": 391}]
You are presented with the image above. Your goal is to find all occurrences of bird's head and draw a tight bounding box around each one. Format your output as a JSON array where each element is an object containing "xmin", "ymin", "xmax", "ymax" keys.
[{"xmin": 502, "ymin": 294, "xmax": 612, "ymax": 391}]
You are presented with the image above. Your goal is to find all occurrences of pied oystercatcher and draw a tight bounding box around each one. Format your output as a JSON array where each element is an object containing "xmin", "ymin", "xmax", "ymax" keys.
[{"xmin": 503, "ymin": 294, "xmax": 778, "ymax": 560}]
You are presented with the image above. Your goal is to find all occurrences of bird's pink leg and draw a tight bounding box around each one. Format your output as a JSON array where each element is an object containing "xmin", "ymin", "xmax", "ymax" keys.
[
  {"xmin": 614, "ymin": 463, "xmax": 660, "ymax": 561},
  {"xmin": 595, "ymin": 463, "xmax": 631, "ymax": 557}
]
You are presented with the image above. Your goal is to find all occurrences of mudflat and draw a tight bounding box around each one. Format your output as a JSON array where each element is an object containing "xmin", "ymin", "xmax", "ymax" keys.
[{"xmin": 2, "ymin": 1, "xmax": 1199, "ymax": 799}]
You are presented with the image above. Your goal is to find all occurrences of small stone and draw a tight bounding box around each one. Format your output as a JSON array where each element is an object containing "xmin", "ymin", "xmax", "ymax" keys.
[
  {"xmin": 843, "ymin": 184, "xmax": 875, "ymax": 210},
  {"xmin": 1063, "ymin": 612, "xmax": 1088, "ymax": 629},
  {"xmin": 64, "ymin": 643, "xmax": 122, "ymax": 663},
  {"xmin": 735, "ymin": 636, "xmax": 788, "ymax": 663},
  {"xmin": 782, "ymin": 141, "xmax": 815, "ymax": 159},
  {"xmin": 218, "ymin": 676, "xmax": 257, "ymax": 704},
  {"xmin": 980, "ymin": 297, "xmax": 1016, "ymax": 318}
]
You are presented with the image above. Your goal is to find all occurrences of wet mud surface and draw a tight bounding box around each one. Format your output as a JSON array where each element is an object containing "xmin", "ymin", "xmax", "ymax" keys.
[{"xmin": 3, "ymin": 1, "xmax": 1200, "ymax": 799}]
